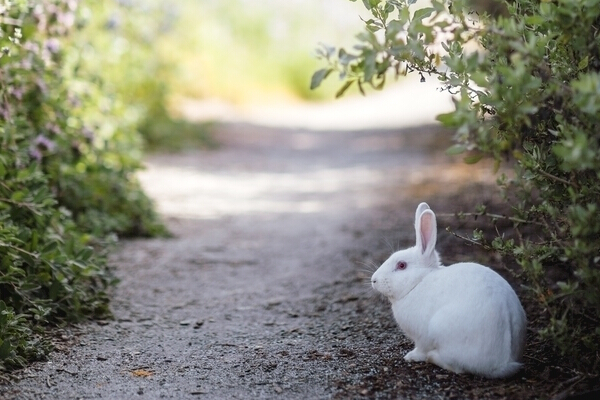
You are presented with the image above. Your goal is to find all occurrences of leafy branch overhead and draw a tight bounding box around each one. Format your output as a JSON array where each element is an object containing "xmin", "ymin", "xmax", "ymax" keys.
[
  {"xmin": 311, "ymin": 0, "xmax": 448, "ymax": 97},
  {"xmin": 314, "ymin": 0, "xmax": 600, "ymax": 371}
]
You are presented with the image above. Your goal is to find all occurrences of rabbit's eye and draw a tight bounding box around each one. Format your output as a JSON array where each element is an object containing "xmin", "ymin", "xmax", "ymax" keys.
[{"xmin": 395, "ymin": 261, "xmax": 407, "ymax": 270}]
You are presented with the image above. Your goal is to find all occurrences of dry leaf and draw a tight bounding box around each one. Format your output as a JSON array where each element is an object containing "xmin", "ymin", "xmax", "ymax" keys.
[{"xmin": 131, "ymin": 369, "xmax": 153, "ymax": 377}]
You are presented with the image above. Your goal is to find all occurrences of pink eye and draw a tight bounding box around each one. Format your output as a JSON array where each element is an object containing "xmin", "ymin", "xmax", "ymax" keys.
[{"xmin": 395, "ymin": 261, "xmax": 407, "ymax": 270}]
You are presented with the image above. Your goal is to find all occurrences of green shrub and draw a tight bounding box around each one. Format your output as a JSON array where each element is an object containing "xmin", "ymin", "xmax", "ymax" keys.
[
  {"xmin": 1, "ymin": 0, "xmax": 164, "ymax": 371},
  {"xmin": 71, "ymin": 0, "xmax": 215, "ymax": 151},
  {"xmin": 314, "ymin": 0, "xmax": 600, "ymax": 370}
]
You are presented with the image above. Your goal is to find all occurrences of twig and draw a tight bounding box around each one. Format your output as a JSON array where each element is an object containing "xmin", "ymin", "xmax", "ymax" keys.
[
  {"xmin": 445, "ymin": 227, "xmax": 490, "ymax": 249},
  {"xmin": 0, "ymin": 197, "xmax": 43, "ymax": 216},
  {"xmin": 437, "ymin": 212, "xmax": 545, "ymax": 226},
  {"xmin": 0, "ymin": 373, "xmax": 11, "ymax": 384},
  {"xmin": 523, "ymin": 353, "xmax": 545, "ymax": 364},
  {"xmin": 56, "ymin": 368, "xmax": 78, "ymax": 376},
  {"xmin": 0, "ymin": 241, "xmax": 40, "ymax": 259},
  {"xmin": 549, "ymin": 375, "xmax": 586, "ymax": 400},
  {"xmin": 515, "ymin": 224, "xmax": 524, "ymax": 248},
  {"xmin": 537, "ymin": 169, "xmax": 573, "ymax": 187},
  {"xmin": 0, "ymin": 17, "xmax": 22, "ymax": 26}
]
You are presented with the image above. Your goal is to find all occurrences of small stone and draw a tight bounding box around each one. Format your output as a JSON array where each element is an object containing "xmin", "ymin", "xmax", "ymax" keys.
[
  {"xmin": 194, "ymin": 320, "xmax": 205, "ymax": 329},
  {"xmin": 267, "ymin": 298, "xmax": 283, "ymax": 307}
]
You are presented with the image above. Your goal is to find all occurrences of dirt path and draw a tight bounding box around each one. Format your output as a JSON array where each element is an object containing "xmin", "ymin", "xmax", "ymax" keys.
[{"xmin": 3, "ymin": 120, "xmax": 594, "ymax": 399}]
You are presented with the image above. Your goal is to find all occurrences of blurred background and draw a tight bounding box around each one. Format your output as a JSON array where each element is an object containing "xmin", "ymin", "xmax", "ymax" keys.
[
  {"xmin": 80, "ymin": 0, "xmax": 452, "ymax": 147},
  {"xmin": 76, "ymin": 0, "xmax": 359, "ymax": 146}
]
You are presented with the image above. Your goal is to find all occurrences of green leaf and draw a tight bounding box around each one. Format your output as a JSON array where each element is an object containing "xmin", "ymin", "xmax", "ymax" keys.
[
  {"xmin": 358, "ymin": 80, "xmax": 366, "ymax": 96},
  {"xmin": 0, "ymin": 340, "xmax": 13, "ymax": 359},
  {"xmin": 578, "ymin": 56, "xmax": 589, "ymax": 71},
  {"xmin": 335, "ymin": 80, "xmax": 354, "ymax": 98},
  {"xmin": 539, "ymin": 1, "xmax": 553, "ymax": 16},
  {"xmin": 31, "ymin": 230, "xmax": 39, "ymax": 251},
  {"xmin": 400, "ymin": 4, "xmax": 410, "ymax": 21},
  {"xmin": 49, "ymin": 279, "xmax": 62, "ymax": 300},
  {"xmin": 366, "ymin": 23, "xmax": 382, "ymax": 33},
  {"xmin": 310, "ymin": 68, "xmax": 333, "ymax": 90},
  {"xmin": 41, "ymin": 240, "xmax": 58, "ymax": 254},
  {"xmin": 76, "ymin": 246, "xmax": 94, "ymax": 261},
  {"xmin": 524, "ymin": 15, "xmax": 545, "ymax": 25},
  {"xmin": 445, "ymin": 144, "xmax": 467, "ymax": 155},
  {"xmin": 412, "ymin": 7, "xmax": 434, "ymax": 22},
  {"xmin": 338, "ymin": 48, "xmax": 358, "ymax": 66},
  {"xmin": 470, "ymin": 72, "xmax": 488, "ymax": 87},
  {"xmin": 386, "ymin": 20, "xmax": 404, "ymax": 38},
  {"xmin": 19, "ymin": 281, "xmax": 41, "ymax": 292},
  {"xmin": 435, "ymin": 112, "xmax": 456, "ymax": 126},
  {"xmin": 362, "ymin": 0, "xmax": 381, "ymax": 10},
  {"xmin": 463, "ymin": 154, "xmax": 484, "ymax": 164},
  {"xmin": 362, "ymin": 50, "xmax": 377, "ymax": 82},
  {"xmin": 11, "ymin": 191, "xmax": 25, "ymax": 202}
]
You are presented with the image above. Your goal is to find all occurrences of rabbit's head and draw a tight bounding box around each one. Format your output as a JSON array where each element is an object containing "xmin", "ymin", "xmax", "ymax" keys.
[{"xmin": 371, "ymin": 202, "xmax": 441, "ymax": 301}]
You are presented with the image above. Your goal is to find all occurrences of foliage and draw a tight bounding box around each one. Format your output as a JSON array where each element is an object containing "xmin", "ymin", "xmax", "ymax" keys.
[
  {"xmin": 70, "ymin": 1, "xmax": 210, "ymax": 151},
  {"xmin": 86, "ymin": 0, "xmax": 365, "ymax": 107},
  {"xmin": 160, "ymin": 0, "xmax": 358, "ymax": 103},
  {"xmin": 314, "ymin": 0, "xmax": 600, "ymax": 370},
  {"xmin": 1, "ymin": 0, "xmax": 164, "ymax": 371}
]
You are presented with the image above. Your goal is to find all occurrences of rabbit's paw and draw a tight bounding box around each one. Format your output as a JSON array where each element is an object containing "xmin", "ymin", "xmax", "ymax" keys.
[{"xmin": 404, "ymin": 348, "xmax": 427, "ymax": 362}]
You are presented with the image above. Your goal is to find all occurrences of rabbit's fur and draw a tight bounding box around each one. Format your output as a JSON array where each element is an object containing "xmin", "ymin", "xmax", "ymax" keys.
[{"xmin": 371, "ymin": 203, "xmax": 526, "ymax": 378}]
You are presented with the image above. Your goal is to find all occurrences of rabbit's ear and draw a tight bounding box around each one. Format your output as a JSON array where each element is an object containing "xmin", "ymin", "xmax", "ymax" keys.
[
  {"xmin": 414, "ymin": 202, "xmax": 430, "ymax": 251},
  {"xmin": 418, "ymin": 209, "xmax": 437, "ymax": 257},
  {"xmin": 415, "ymin": 202, "xmax": 430, "ymax": 222}
]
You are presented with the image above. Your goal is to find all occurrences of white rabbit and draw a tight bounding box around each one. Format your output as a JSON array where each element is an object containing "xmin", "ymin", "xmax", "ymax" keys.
[{"xmin": 371, "ymin": 202, "xmax": 526, "ymax": 378}]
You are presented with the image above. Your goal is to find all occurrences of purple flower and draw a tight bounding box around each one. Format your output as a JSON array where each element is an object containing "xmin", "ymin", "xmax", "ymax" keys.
[
  {"xmin": 45, "ymin": 123, "xmax": 61, "ymax": 135},
  {"xmin": 45, "ymin": 38, "xmax": 60, "ymax": 54},
  {"xmin": 34, "ymin": 134, "xmax": 56, "ymax": 151},
  {"xmin": 29, "ymin": 134, "xmax": 57, "ymax": 161},
  {"xmin": 29, "ymin": 147, "xmax": 43, "ymax": 162},
  {"xmin": 10, "ymin": 87, "xmax": 24, "ymax": 101},
  {"xmin": 57, "ymin": 11, "xmax": 75, "ymax": 29}
]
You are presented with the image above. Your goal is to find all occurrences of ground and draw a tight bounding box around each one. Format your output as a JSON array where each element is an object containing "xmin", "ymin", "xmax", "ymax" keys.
[{"xmin": 1, "ymin": 120, "xmax": 598, "ymax": 400}]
